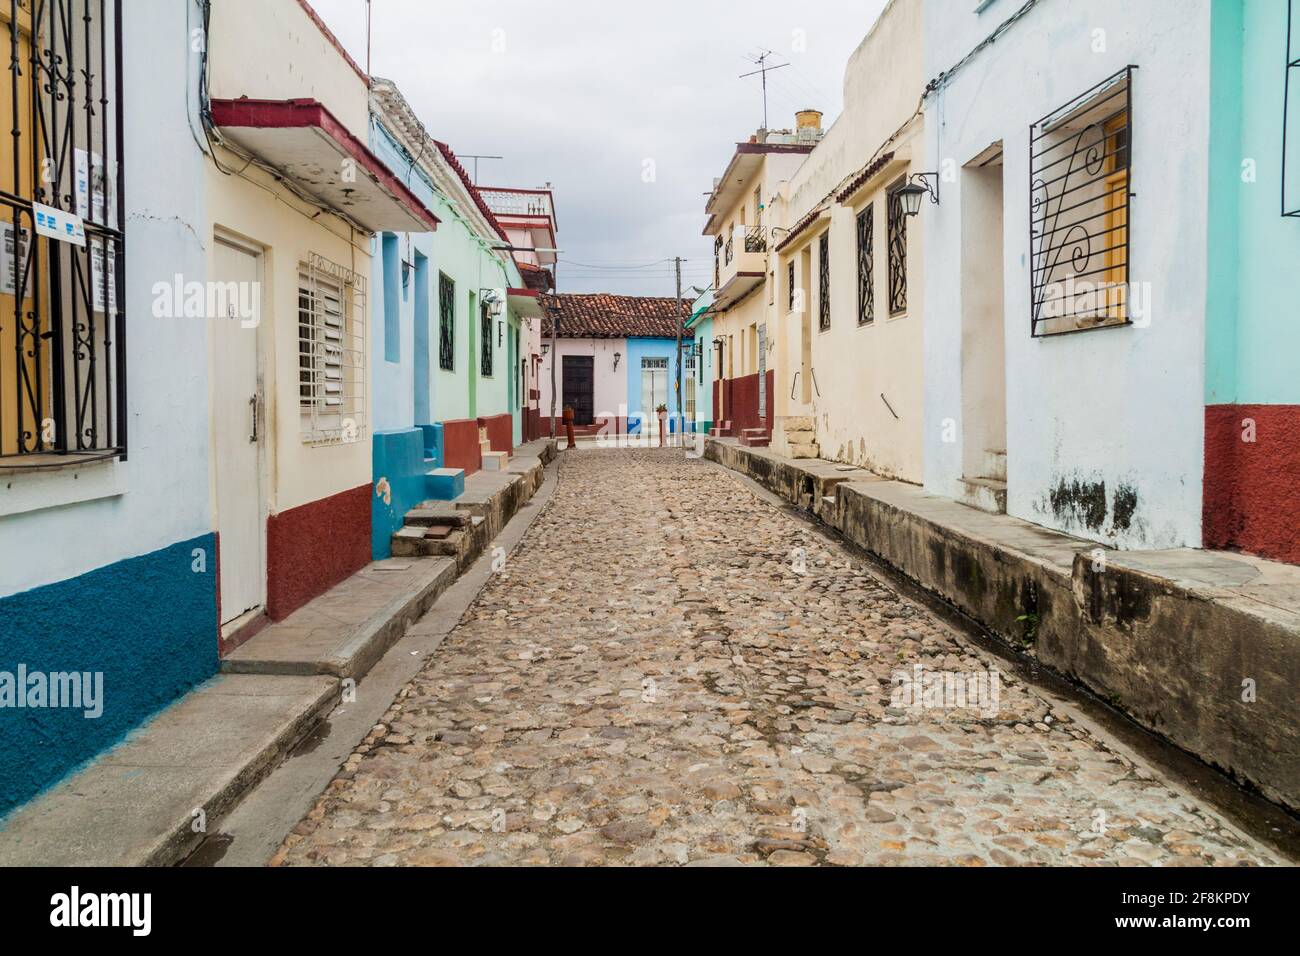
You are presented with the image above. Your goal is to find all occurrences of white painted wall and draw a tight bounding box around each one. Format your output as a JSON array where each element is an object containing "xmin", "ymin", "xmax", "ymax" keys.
[
  {"xmin": 0, "ymin": 0, "xmax": 212, "ymax": 596},
  {"xmin": 208, "ymin": 0, "xmax": 370, "ymax": 139},
  {"xmin": 772, "ymin": 0, "xmax": 925, "ymax": 480},
  {"xmin": 538, "ymin": 338, "xmax": 628, "ymax": 422},
  {"xmin": 921, "ymin": 0, "xmax": 1210, "ymax": 549}
]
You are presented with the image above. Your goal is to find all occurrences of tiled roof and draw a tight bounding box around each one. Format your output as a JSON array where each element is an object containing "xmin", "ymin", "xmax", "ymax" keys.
[
  {"xmin": 835, "ymin": 150, "xmax": 896, "ymax": 203},
  {"xmin": 518, "ymin": 261, "xmax": 554, "ymax": 292},
  {"xmin": 541, "ymin": 293, "xmax": 691, "ymax": 339}
]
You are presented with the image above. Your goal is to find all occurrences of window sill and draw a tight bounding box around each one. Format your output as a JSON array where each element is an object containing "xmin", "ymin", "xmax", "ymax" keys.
[{"xmin": 0, "ymin": 454, "xmax": 124, "ymax": 517}]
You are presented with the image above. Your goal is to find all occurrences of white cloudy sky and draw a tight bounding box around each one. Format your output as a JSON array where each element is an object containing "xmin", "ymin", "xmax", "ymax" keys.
[{"xmin": 309, "ymin": 0, "xmax": 888, "ymax": 296}]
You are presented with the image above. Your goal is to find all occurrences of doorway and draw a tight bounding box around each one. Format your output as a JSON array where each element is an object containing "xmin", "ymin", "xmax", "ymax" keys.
[
  {"xmin": 960, "ymin": 148, "xmax": 1007, "ymax": 489},
  {"xmin": 800, "ymin": 245, "xmax": 813, "ymax": 404},
  {"xmin": 562, "ymin": 354, "xmax": 594, "ymax": 425},
  {"xmin": 641, "ymin": 356, "xmax": 668, "ymax": 427},
  {"xmin": 212, "ymin": 235, "xmax": 266, "ymax": 629}
]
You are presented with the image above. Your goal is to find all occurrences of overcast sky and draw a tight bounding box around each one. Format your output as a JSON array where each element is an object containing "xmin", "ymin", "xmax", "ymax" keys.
[{"xmin": 309, "ymin": 0, "xmax": 888, "ymax": 296}]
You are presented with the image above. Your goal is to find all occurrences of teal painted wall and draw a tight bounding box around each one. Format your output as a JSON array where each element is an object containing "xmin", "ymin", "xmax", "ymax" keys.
[
  {"xmin": 1206, "ymin": 0, "xmax": 1300, "ymax": 405},
  {"xmin": 687, "ymin": 294, "xmax": 715, "ymax": 430},
  {"xmin": 0, "ymin": 534, "xmax": 219, "ymax": 815}
]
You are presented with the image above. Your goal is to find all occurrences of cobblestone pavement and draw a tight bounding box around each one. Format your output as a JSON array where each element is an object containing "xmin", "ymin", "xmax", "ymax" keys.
[{"xmin": 272, "ymin": 448, "xmax": 1280, "ymax": 867}]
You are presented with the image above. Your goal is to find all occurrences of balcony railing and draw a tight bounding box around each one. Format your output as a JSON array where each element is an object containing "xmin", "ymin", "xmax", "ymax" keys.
[{"xmin": 479, "ymin": 188, "xmax": 554, "ymax": 222}]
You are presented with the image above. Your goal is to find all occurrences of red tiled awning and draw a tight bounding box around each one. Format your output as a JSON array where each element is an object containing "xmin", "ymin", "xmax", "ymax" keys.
[{"xmin": 210, "ymin": 98, "xmax": 439, "ymax": 233}]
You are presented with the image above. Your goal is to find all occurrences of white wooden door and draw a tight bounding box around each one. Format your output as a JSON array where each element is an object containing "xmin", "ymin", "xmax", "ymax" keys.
[{"xmin": 213, "ymin": 237, "xmax": 265, "ymax": 625}]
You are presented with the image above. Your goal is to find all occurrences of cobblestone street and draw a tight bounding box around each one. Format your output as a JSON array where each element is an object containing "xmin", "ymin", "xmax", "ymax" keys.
[{"xmin": 272, "ymin": 449, "xmax": 1279, "ymax": 867}]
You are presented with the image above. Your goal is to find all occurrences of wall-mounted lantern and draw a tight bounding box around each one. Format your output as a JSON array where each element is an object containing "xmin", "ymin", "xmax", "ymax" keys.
[
  {"xmin": 541, "ymin": 342, "xmax": 551, "ymax": 357},
  {"xmin": 498, "ymin": 320, "xmax": 504, "ymax": 348},
  {"xmin": 613, "ymin": 350, "xmax": 622, "ymax": 372},
  {"xmin": 897, "ymin": 172, "xmax": 940, "ymax": 217}
]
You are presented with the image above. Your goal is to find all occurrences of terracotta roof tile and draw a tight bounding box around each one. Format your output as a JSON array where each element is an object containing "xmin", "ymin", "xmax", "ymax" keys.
[
  {"xmin": 541, "ymin": 293, "xmax": 691, "ymax": 339},
  {"xmin": 433, "ymin": 141, "xmax": 510, "ymax": 243}
]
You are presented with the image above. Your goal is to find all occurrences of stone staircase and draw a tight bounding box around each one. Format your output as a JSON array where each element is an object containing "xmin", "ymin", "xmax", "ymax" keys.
[
  {"xmin": 392, "ymin": 504, "xmax": 484, "ymax": 569},
  {"xmin": 739, "ymin": 427, "xmax": 770, "ymax": 448},
  {"xmin": 479, "ymin": 425, "xmax": 509, "ymax": 472},
  {"xmin": 708, "ymin": 420, "xmax": 733, "ymax": 438},
  {"xmin": 784, "ymin": 416, "xmax": 820, "ymax": 459},
  {"xmin": 958, "ymin": 449, "xmax": 1007, "ymax": 514}
]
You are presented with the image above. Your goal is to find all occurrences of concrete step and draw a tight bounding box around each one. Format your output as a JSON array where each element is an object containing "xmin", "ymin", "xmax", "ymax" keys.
[
  {"xmin": 479, "ymin": 439, "xmax": 493, "ymax": 456},
  {"xmin": 739, "ymin": 434, "xmax": 770, "ymax": 448},
  {"xmin": 392, "ymin": 525, "xmax": 468, "ymax": 559},
  {"xmin": 708, "ymin": 421, "xmax": 733, "ymax": 437},
  {"xmin": 957, "ymin": 476, "xmax": 1008, "ymax": 515},
  {"xmin": 741, "ymin": 427, "xmax": 769, "ymax": 437},
  {"xmin": 984, "ymin": 449, "xmax": 1007, "ymax": 483},
  {"xmin": 405, "ymin": 504, "xmax": 473, "ymax": 528},
  {"xmin": 425, "ymin": 466, "xmax": 465, "ymax": 501},
  {"xmin": 482, "ymin": 450, "xmax": 509, "ymax": 472},
  {"xmin": 222, "ymin": 556, "xmax": 457, "ymax": 678},
  {"xmin": 0, "ymin": 673, "xmax": 338, "ymax": 866},
  {"xmin": 786, "ymin": 429, "xmax": 816, "ymax": 444},
  {"xmin": 789, "ymin": 442, "xmax": 821, "ymax": 459},
  {"xmin": 784, "ymin": 415, "xmax": 814, "ymax": 432}
]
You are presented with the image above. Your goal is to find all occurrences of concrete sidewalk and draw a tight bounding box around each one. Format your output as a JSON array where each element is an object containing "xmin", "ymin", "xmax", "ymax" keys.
[
  {"xmin": 706, "ymin": 436, "xmax": 1300, "ymax": 813},
  {"xmin": 0, "ymin": 439, "xmax": 557, "ymax": 866}
]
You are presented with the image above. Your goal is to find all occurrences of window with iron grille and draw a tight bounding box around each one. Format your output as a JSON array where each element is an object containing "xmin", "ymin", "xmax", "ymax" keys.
[
  {"xmin": 1030, "ymin": 67, "xmax": 1133, "ymax": 336},
  {"xmin": 438, "ymin": 272, "xmax": 454, "ymax": 370},
  {"xmin": 298, "ymin": 253, "xmax": 367, "ymax": 444},
  {"xmin": 857, "ymin": 204, "xmax": 874, "ymax": 325},
  {"xmin": 787, "ymin": 260, "xmax": 795, "ymax": 312},
  {"xmin": 1, "ymin": 0, "xmax": 126, "ymax": 463},
  {"xmin": 480, "ymin": 303, "xmax": 493, "ymax": 376},
  {"xmin": 818, "ymin": 233, "xmax": 830, "ymax": 331},
  {"xmin": 887, "ymin": 181, "xmax": 907, "ymax": 315}
]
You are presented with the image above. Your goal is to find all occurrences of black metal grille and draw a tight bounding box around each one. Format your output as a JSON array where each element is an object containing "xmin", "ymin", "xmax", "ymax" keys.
[
  {"xmin": 786, "ymin": 260, "xmax": 794, "ymax": 312},
  {"xmin": 818, "ymin": 232, "xmax": 829, "ymax": 332},
  {"xmin": 1285, "ymin": 1, "xmax": 1300, "ymax": 217},
  {"xmin": 1030, "ymin": 67, "xmax": 1134, "ymax": 336},
  {"xmin": 857, "ymin": 204, "xmax": 874, "ymax": 325},
  {"xmin": 479, "ymin": 303, "xmax": 492, "ymax": 377},
  {"xmin": 2, "ymin": 0, "xmax": 126, "ymax": 462},
  {"xmin": 438, "ymin": 272, "xmax": 454, "ymax": 370},
  {"xmin": 743, "ymin": 225, "xmax": 766, "ymax": 253},
  {"xmin": 887, "ymin": 183, "xmax": 907, "ymax": 315}
]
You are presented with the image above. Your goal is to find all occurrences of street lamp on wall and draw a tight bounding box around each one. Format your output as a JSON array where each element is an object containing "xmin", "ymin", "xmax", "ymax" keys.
[
  {"xmin": 897, "ymin": 172, "xmax": 940, "ymax": 217},
  {"xmin": 613, "ymin": 350, "xmax": 621, "ymax": 372}
]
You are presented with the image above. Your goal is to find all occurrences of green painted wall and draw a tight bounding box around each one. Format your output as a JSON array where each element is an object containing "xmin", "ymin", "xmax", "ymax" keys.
[{"xmin": 1206, "ymin": 0, "xmax": 1300, "ymax": 405}]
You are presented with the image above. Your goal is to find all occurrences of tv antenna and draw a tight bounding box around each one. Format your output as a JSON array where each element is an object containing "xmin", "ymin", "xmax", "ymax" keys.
[
  {"xmin": 740, "ymin": 51, "xmax": 789, "ymax": 130},
  {"xmin": 460, "ymin": 154, "xmax": 504, "ymax": 183}
]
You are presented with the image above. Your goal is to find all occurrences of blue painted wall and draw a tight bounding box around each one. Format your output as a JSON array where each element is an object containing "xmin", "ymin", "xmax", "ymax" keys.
[
  {"xmin": 625, "ymin": 337, "xmax": 685, "ymax": 430},
  {"xmin": 0, "ymin": 534, "xmax": 219, "ymax": 816}
]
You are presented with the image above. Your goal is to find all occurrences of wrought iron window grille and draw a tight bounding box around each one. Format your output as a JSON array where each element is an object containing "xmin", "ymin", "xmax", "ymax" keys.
[
  {"xmin": 2, "ymin": 0, "xmax": 127, "ymax": 464},
  {"xmin": 743, "ymin": 225, "xmax": 767, "ymax": 253},
  {"xmin": 438, "ymin": 272, "xmax": 454, "ymax": 370},
  {"xmin": 818, "ymin": 232, "xmax": 830, "ymax": 332},
  {"xmin": 480, "ymin": 303, "xmax": 493, "ymax": 377},
  {"xmin": 887, "ymin": 180, "xmax": 908, "ymax": 316},
  {"xmin": 787, "ymin": 260, "xmax": 795, "ymax": 312},
  {"xmin": 857, "ymin": 204, "xmax": 874, "ymax": 325},
  {"xmin": 1030, "ymin": 66, "xmax": 1135, "ymax": 337}
]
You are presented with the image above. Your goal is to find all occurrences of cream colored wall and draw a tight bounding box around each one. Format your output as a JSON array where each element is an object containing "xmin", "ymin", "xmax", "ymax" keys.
[
  {"xmin": 205, "ymin": 154, "xmax": 373, "ymax": 517},
  {"xmin": 769, "ymin": 0, "xmax": 925, "ymax": 482},
  {"xmin": 208, "ymin": 0, "xmax": 370, "ymax": 138},
  {"xmin": 709, "ymin": 152, "xmax": 808, "ymax": 418}
]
